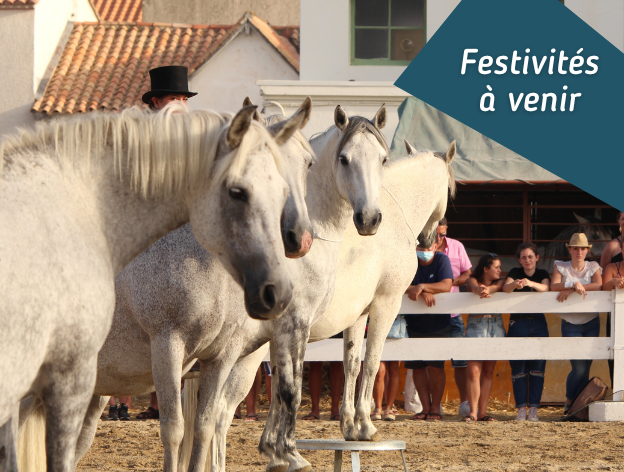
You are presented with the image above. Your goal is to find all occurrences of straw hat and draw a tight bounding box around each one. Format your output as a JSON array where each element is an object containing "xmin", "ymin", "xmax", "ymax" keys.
[{"xmin": 566, "ymin": 232, "xmax": 592, "ymax": 249}]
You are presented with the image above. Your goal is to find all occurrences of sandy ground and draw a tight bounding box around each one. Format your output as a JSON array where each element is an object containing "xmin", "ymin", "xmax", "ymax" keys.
[{"xmin": 76, "ymin": 394, "xmax": 624, "ymax": 472}]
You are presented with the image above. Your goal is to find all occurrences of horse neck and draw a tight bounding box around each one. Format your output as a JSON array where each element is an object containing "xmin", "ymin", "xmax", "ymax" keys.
[
  {"xmin": 81, "ymin": 151, "xmax": 188, "ymax": 275},
  {"xmin": 307, "ymin": 127, "xmax": 355, "ymax": 239},
  {"xmin": 384, "ymin": 155, "xmax": 449, "ymax": 229}
]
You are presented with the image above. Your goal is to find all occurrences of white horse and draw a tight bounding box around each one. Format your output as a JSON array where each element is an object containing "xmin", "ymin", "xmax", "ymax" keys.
[
  {"xmin": 195, "ymin": 139, "xmax": 456, "ymax": 472},
  {"xmin": 177, "ymin": 107, "xmax": 392, "ymax": 472},
  {"xmin": 0, "ymin": 103, "xmax": 299, "ymax": 472}
]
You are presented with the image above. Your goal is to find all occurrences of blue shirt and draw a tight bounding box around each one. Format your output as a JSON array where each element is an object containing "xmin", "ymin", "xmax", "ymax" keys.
[{"xmin": 405, "ymin": 252, "xmax": 454, "ymax": 334}]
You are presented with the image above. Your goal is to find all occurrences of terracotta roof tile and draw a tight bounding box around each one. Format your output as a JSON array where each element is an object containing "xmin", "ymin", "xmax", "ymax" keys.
[
  {"xmin": 0, "ymin": 0, "xmax": 38, "ymax": 7},
  {"xmin": 92, "ymin": 0, "xmax": 142, "ymax": 22},
  {"xmin": 33, "ymin": 16, "xmax": 300, "ymax": 115}
]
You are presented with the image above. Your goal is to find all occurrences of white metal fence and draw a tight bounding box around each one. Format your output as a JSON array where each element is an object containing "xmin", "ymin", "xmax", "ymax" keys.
[{"xmin": 302, "ymin": 290, "xmax": 623, "ymax": 401}]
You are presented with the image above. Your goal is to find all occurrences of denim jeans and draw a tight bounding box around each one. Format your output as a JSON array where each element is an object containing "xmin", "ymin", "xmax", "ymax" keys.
[
  {"xmin": 450, "ymin": 315, "xmax": 467, "ymax": 368},
  {"xmin": 465, "ymin": 315, "xmax": 506, "ymax": 338},
  {"xmin": 507, "ymin": 314, "xmax": 549, "ymax": 407},
  {"xmin": 561, "ymin": 316, "xmax": 601, "ymax": 402}
]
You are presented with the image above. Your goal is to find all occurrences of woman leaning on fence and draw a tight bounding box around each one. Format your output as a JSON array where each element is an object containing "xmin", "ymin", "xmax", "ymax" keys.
[
  {"xmin": 463, "ymin": 253, "xmax": 505, "ymax": 422},
  {"xmin": 502, "ymin": 242, "xmax": 551, "ymax": 422},
  {"xmin": 550, "ymin": 233, "xmax": 602, "ymax": 415}
]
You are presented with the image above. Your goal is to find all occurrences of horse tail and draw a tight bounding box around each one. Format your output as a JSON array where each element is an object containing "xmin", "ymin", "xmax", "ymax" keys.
[
  {"xmin": 18, "ymin": 404, "xmax": 46, "ymax": 472},
  {"xmin": 178, "ymin": 377, "xmax": 200, "ymax": 472}
]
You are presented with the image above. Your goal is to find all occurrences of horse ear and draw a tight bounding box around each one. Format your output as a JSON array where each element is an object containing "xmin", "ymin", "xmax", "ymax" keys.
[
  {"xmin": 267, "ymin": 106, "xmax": 307, "ymax": 146},
  {"xmin": 372, "ymin": 104, "xmax": 386, "ymax": 130},
  {"xmin": 404, "ymin": 139, "xmax": 417, "ymax": 155},
  {"xmin": 574, "ymin": 211, "xmax": 590, "ymax": 224},
  {"xmin": 226, "ymin": 105, "xmax": 257, "ymax": 149},
  {"xmin": 595, "ymin": 208, "xmax": 602, "ymax": 221},
  {"xmin": 446, "ymin": 140, "xmax": 456, "ymax": 164},
  {"xmin": 334, "ymin": 105, "xmax": 349, "ymax": 131},
  {"xmin": 298, "ymin": 97, "xmax": 312, "ymax": 129},
  {"xmin": 242, "ymin": 97, "xmax": 261, "ymax": 121}
]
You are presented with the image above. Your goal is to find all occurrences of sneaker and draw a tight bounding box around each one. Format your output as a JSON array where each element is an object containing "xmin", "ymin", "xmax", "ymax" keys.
[
  {"xmin": 108, "ymin": 405, "xmax": 119, "ymax": 421},
  {"xmin": 458, "ymin": 401, "xmax": 470, "ymax": 417},
  {"xmin": 119, "ymin": 403, "xmax": 130, "ymax": 421},
  {"xmin": 527, "ymin": 407, "xmax": 539, "ymax": 422},
  {"xmin": 515, "ymin": 407, "xmax": 527, "ymax": 422}
]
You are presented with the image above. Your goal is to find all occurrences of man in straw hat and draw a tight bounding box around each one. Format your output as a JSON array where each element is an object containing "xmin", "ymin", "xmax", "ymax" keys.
[
  {"xmin": 142, "ymin": 65, "xmax": 198, "ymax": 111},
  {"xmin": 550, "ymin": 232, "xmax": 602, "ymax": 415}
]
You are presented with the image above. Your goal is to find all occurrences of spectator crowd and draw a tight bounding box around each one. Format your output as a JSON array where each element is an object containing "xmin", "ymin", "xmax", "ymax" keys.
[{"xmin": 108, "ymin": 212, "xmax": 624, "ymax": 423}]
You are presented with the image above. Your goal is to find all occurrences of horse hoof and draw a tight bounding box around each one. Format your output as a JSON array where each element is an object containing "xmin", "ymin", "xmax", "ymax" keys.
[
  {"xmin": 267, "ymin": 466, "xmax": 288, "ymax": 472},
  {"xmin": 291, "ymin": 466, "xmax": 312, "ymax": 472},
  {"xmin": 359, "ymin": 431, "xmax": 381, "ymax": 442}
]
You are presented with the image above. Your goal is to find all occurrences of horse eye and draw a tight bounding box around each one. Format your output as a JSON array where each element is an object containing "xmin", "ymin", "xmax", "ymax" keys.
[
  {"xmin": 382, "ymin": 156, "xmax": 389, "ymax": 165},
  {"xmin": 228, "ymin": 187, "xmax": 248, "ymax": 202},
  {"xmin": 307, "ymin": 161, "xmax": 313, "ymax": 169},
  {"xmin": 339, "ymin": 154, "xmax": 349, "ymax": 166}
]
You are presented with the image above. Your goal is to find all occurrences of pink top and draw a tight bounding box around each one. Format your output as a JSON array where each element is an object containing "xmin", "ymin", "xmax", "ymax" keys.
[{"xmin": 440, "ymin": 237, "xmax": 472, "ymax": 317}]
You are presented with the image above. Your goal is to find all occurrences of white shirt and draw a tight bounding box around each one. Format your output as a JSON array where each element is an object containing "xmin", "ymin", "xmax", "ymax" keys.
[{"xmin": 554, "ymin": 260, "xmax": 602, "ymax": 325}]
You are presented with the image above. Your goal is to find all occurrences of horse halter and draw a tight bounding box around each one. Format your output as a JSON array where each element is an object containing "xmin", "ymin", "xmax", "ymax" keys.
[{"xmin": 382, "ymin": 185, "xmax": 417, "ymax": 243}]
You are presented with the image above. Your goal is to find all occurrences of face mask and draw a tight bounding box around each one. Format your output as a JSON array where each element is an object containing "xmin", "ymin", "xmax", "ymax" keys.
[{"xmin": 417, "ymin": 250, "xmax": 434, "ymax": 262}]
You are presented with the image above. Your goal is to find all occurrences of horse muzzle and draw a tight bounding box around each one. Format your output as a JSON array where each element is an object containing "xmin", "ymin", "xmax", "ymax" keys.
[
  {"xmin": 283, "ymin": 228, "xmax": 313, "ymax": 258},
  {"xmin": 354, "ymin": 209, "xmax": 382, "ymax": 236},
  {"xmin": 244, "ymin": 276, "xmax": 294, "ymax": 320}
]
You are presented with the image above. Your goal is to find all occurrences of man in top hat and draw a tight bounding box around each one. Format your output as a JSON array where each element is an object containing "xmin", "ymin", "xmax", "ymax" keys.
[{"xmin": 142, "ymin": 65, "xmax": 197, "ymax": 110}]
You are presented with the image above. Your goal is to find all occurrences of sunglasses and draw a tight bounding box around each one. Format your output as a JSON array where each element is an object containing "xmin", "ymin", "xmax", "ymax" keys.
[{"xmin": 435, "ymin": 233, "xmax": 447, "ymax": 239}]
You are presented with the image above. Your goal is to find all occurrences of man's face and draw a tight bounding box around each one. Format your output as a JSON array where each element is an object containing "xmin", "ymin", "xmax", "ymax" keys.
[
  {"xmin": 435, "ymin": 225, "xmax": 448, "ymax": 243},
  {"xmin": 417, "ymin": 242, "xmax": 437, "ymax": 253},
  {"xmin": 152, "ymin": 93, "xmax": 189, "ymax": 110}
]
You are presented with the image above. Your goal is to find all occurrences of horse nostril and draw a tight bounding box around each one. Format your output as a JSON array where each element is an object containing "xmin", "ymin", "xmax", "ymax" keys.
[
  {"xmin": 376, "ymin": 212, "xmax": 382, "ymax": 226},
  {"xmin": 261, "ymin": 284, "xmax": 277, "ymax": 310},
  {"xmin": 286, "ymin": 229, "xmax": 299, "ymax": 249},
  {"xmin": 355, "ymin": 213, "xmax": 365, "ymax": 227}
]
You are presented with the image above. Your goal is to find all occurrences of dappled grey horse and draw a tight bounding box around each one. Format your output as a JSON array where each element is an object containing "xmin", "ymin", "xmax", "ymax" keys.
[
  {"xmin": 194, "ymin": 140, "xmax": 456, "ymax": 472},
  {"xmin": 0, "ymin": 103, "xmax": 296, "ymax": 472},
  {"xmin": 178, "ymin": 105, "xmax": 392, "ymax": 472}
]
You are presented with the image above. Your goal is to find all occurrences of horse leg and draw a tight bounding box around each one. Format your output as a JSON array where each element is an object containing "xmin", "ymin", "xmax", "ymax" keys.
[
  {"xmin": 353, "ymin": 300, "xmax": 398, "ymax": 441},
  {"xmin": 0, "ymin": 406, "xmax": 19, "ymax": 472},
  {"xmin": 340, "ymin": 315, "xmax": 368, "ymax": 441},
  {"xmin": 214, "ymin": 345, "xmax": 272, "ymax": 472},
  {"xmin": 259, "ymin": 340, "xmax": 289, "ymax": 472},
  {"xmin": 151, "ymin": 336, "xmax": 186, "ymax": 472},
  {"xmin": 40, "ymin": 356, "xmax": 98, "ymax": 472},
  {"xmin": 74, "ymin": 395, "xmax": 109, "ymax": 465},
  {"xmin": 272, "ymin": 325, "xmax": 311, "ymax": 472},
  {"xmin": 186, "ymin": 343, "xmax": 243, "ymax": 472}
]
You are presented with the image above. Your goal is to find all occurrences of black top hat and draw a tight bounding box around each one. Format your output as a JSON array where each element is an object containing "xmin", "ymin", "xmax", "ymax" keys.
[{"xmin": 142, "ymin": 65, "xmax": 198, "ymax": 104}]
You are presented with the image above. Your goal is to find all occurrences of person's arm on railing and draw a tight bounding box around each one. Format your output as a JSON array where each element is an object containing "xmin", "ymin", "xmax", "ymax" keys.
[
  {"xmin": 603, "ymin": 263, "xmax": 624, "ymax": 290},
  {"xmin": 467, "ymin": 277, "xmax": 504, "ymax": 299},
  {"xmin": 453, "ymin": 269, "xmax": 471, "ymax": 287},
  {"xmin": 405, "ymin": 278, "xmax": 452, "ymax": 307},
  {"xmin": 504, "ymin": 276, "xmax": 550, "ymax": 293}
]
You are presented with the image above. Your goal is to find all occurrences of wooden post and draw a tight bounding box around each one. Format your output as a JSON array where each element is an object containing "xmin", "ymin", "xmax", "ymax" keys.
[{"xmin": 613, "ymin": 289, "xmax": 624, "ymax": 402}]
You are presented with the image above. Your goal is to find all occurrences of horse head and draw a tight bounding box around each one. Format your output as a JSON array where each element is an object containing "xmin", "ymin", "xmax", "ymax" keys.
[
  {"xmin": 333, "ymin": 104, "xmax": 389, "ymax": 236},
  {"xmin": 574, "ymin": 208, "xmax": 613, "ymax": 258},
  {"xmin": 244, "ymin": 97, "xmax": 315, "ymax": 259},
  {"xmin": 405, "ymin": 139, "xmax": 457, "ymax": 247},
  {"xmin": 188, "ymin": 105, "xmax": 298, "ymax": 320}
]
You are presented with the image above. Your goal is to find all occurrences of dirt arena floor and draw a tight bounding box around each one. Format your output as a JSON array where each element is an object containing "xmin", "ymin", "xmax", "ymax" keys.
[{"xmin": 76, "ymin": 393, "xmax": 624, "ymax": 472}]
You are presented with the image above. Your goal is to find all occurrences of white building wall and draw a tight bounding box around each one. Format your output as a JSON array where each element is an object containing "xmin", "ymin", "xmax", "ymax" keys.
[
  {"xmin": 0, "ymin": 9, "xmax": 35, "ymax": 139},
  {"xmin": 188, "ymin": 28, "xmax": 298, "ymax": 114},
  {"xmin": 34, "ymin": 0, "xmax": 97, "ymax": 95},
  {"xmin": 566, "ymin": 0, "xmax": 624, "ymax": 52}
]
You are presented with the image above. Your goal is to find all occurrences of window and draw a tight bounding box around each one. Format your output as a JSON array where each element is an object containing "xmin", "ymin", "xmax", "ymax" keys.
[{"xmin": 351, "ymin": 0, "xmax": 426, "ymax": 65}]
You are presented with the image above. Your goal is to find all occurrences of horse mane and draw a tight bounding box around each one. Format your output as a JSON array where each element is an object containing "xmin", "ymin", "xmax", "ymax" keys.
[
  {"xmin": 263, "ymin": 114, "xmax": 316, "ymax": 161},
  {"xmin": 389, "ymin": 150, "xmax": 456, "ymax": 198},
  {"xmin": 0, "ymin": 103, "xmax": 283, "ymax": 198},
  {"xmin": 336, "ymin": 116, "xmax": 389, "ymax": 158}
]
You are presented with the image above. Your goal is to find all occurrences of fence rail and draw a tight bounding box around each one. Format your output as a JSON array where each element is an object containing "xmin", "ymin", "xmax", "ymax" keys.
[{"xmin": 301, "ymin": 290, "xmax": 624, "ymax": 401}]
